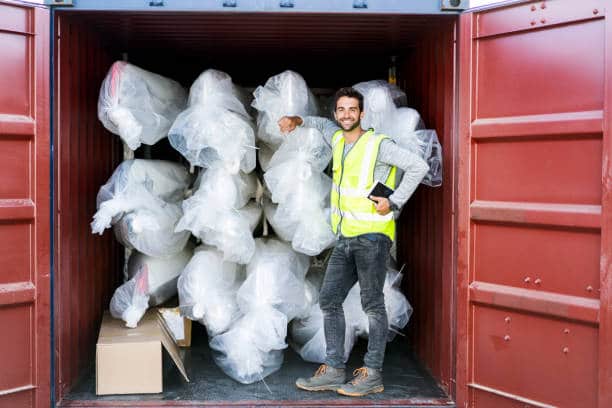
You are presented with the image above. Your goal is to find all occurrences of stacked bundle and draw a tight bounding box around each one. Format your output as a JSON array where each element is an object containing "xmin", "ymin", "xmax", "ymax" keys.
[
  {"xmin": 354, "ymin": 80, "xmax": 443, "ymax": 187},
  {"xmin": 92, "ymin": 159, "xmax": 193, "ymax": 327},
  {"xmin": 209, "ymin": 238, "xmax": 310, "ymax": 383},
  {"xmin": 171, "ymin": 69, "xmax": 262, "ymax": 264},
  {"xmin": 98, "ymin": 61, "xmax": 186, "ymax": 150},
  {"xmin": 253, "ymin": 71, "xmax": 335, "ymax": 256}
]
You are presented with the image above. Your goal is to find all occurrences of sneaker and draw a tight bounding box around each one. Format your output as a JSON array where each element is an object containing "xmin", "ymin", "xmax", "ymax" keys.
[
  {"xmin": 295, "ymin": 364, "xmax": 346, "ymax": 392},
  {"xmin": 337, "ymin": 367, "xmax": 384, "ymax": 397}
]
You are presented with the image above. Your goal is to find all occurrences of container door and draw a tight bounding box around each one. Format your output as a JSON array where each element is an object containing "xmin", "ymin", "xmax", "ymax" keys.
[
  {"xmin": 0, "ymin": 1, "xmax": 50, "ymax": 407},
  {"xmin": 457, "ymin": 0, "xmax": 611, "ymax": 407}
]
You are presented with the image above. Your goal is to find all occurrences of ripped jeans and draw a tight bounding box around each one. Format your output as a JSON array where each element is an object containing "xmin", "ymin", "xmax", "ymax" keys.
[{"xmin": 319, "ymin": 233, "xmax": 391, "ymax": 370}]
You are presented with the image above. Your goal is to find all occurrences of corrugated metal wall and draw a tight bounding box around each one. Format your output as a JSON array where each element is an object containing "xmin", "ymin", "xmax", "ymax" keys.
[
  {"xmin": 398, "ymin": 19, "xmax": 456, "ymax": 394},
  {"xmin": 54, "ymin": 16, "xmax": 123, "ymax": 400}
]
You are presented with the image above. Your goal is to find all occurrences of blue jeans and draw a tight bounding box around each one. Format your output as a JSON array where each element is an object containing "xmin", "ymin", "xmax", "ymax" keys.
[{"xmin": 319, "ymin": 233, "xmax": 391, "ymax": 370}]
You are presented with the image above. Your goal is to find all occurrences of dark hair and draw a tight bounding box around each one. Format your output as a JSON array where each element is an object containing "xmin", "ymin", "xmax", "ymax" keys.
[{"xmin": 334, "ymin": 87, "xmax": 364, "ymax": 111}]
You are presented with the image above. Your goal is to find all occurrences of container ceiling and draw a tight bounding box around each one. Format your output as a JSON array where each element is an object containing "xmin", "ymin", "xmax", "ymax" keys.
[{"xmin": 60, "ymin": 12, "xmax": 455, "ymax": 57}]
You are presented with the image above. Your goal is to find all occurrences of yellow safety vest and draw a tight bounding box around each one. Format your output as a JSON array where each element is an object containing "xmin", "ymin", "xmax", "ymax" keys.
[{"xmin": 330, "ymin": 129, "xmax": 397, "ymax": 241}]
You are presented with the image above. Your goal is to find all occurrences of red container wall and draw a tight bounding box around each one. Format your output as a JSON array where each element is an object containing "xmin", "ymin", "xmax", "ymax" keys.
[
  {"xmin": 54, "ymin": 16, "xmax": 123, "ymax": 400},
  {"xmin": 52, "ymin": 11, "xmax": 458, "ymax": 402},
  {"xmin": 398, "ymin": 20, "xmax": 456, "ymax": 394}
]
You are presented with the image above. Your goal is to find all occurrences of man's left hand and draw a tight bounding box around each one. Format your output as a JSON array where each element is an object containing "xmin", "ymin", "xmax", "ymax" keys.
[{"xmin": 370, "ymin": 196, "xmax": 391, "ymax": 215}]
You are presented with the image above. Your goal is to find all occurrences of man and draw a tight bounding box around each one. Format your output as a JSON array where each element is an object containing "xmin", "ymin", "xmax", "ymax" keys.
[{"xmin": 278, "ymin": 87, "xmax": 429, "ymax": 397}]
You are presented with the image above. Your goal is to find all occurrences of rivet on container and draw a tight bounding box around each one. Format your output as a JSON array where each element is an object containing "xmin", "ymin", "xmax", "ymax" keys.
[
  {"xmin": 534, "ymin": 278, "xmax": 542, "ymax": 285},
  {"xmin": 505, "ymin": 316, "xmax": 511, "ymax": 324},
  {"xmin": 564, "ymin": 328, "xmax": 570, "ymax": 334},
  {"xmin": 504, "ymin": 335, "xmax": 511, "ymax": 342},
  {"xmin": 540, "ymin": 18, "xmax": 546, "ymax": 24},
  {"xmin": 524, "ymin": 277, "xmax": 531, "ymax": 283},
  {"xmin": 593, "ymin": 9, "xmax": 599, "ymax": 15},
  {"xmin": 540, "ymin": 2, "xmax": 546, "ymax": 9},
  {"xmin": 531, "ymin": 5, "xmax": 536, "ymax": 11},
  {"xmin": 586, "ymin": 285, "xmax": 594, "ymax": 292},
  {"xmin": 530, "ymin": 20, "xmax": 536, "ymax": 26},
  {"xmin": 563, "ymin": 347, "xmax": 569, "ymax": 354}
]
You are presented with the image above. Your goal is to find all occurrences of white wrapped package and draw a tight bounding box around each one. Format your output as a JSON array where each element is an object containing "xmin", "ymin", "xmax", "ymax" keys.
[
  {"xmin": 92, "ymin": 159, "xmax": 191, "ymax": 234},
  {"xmin": 109, "ymin": 245, "xmax": 194, "ymax": 328},
  {"xmin": 267, "ymin": 127, "xmax": 331, "ymax": 173},
  {"xmin": 169, "ymin": 69, "xmax": 255, "ymax": 173},
  {"xmin": 237, "ymin": 238, "xmax": 310, "ymax": 321},
  {"xmin": 209, "ymin": 306, "xmax": 287, "ymax": 384},
  {"xmin": 177, "ymin": 200, "xmax": 262, "ymax": 264},
  {"xmin": 252, "ymin": 70, "xmax": 319, "ymax": 147},
  {"xmin": 186, "ymin": 168, "xmax": 257, "ymax": 210},
  {"xmin": 262, "ymin": 198, "xmax": 295, "ymax": 242},
  {"xmin": 353, "ymin": 80, "xmax": 405, "ymax": 134},
  {"xmin": 98, "ymin": 61, "xmax": 186, "ymax": 150},
  {"xmin": 112, "ymin": 199, "xmax": 191, "ymax": 257},
  {"xmin": 187, "ymin": 69, "xmax": 250, "ymax": 116},
  {"xmin": 264, "ymin": 162, "xmax": 330, "ymax": 212},
  {"xmin": 291, "ymin": 206, "xmax": 335, "ymax": 256},
  {"xmin": 169, "ymin": 107, "xmax": 256, "ymax": 174},
  {"xmin": 257, "ymin": 142, "xmax": 275, "ymax": 172},
  {"xmin": 110, "ymin": 267, "xmax": 149, "ymax": 328},
  {"xmin": 127, "ymin": 245, "xmax": 194, "ymax": 305},
  {"xmin": 177, "ymin": 246, "xmax": 245, "ymax": 336}
]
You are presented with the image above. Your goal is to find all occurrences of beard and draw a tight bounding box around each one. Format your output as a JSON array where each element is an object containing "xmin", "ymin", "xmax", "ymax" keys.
[{"xmin": 337, "ymin": 118, "xmax": 361, "ymax": 132}]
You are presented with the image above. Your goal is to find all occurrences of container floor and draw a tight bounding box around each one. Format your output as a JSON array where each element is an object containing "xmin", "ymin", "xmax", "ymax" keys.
[{"xmin": 62, "ymin": 324, "xmax": 453, "ymax": 407}]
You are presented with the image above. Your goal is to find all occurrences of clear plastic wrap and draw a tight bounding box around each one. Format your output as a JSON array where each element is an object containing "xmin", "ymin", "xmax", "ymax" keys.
[
  {"xmin": 94, "ymin": 159, "xmax": 191, "ymax": 212},
  {"xmin": 237, "ymin": 238, "xmax": 310, "ymax": 321},
  {"xmin": 126, "ymin": 245, "xmax": 194, "ymax": 305},
  {"xmin": 291, "ymin": 206, "xmax": 336, "ymax": 256},
  {"xmin": 252, "ymin": 70, "xmax": 319, "ymax": 147},
  {"xmin": 112, "ymin": 200, "xmax": 191, "ymax": 257},
  {"xmin": 353, "ymin": 80, "xmax": 406, "ymax": 134},
  {"xmin": 169, "ymin": 107, "xmax": 256, "ymax": 174},
  {"xmin": 266, "ymin": 127, "xmax": 331, "ymax": 173},
  {"xmin": 109, "ymin": 267, "xmax": 150, "ymax": 328},
  {"xmin": 257, "ymin": 142, "xmax": 275, "ymax": 172},
  {"xmin": 187, "ymin": 69, "xmax": 251, "ymax": 116},
  {"xmin": 98, "ymin": 61, "xmax": 186, "ymax": 150},
  {"xmin": 264, "ymin": 162, "xmax": 331, "ymax": 212},
  {"xmin": 92, "ymin": 160, "xmax": 191, "ymax": 257},
  {"xmin": 209, "ymin": 307, "xmax": 287, "ymax": 384},
  {"xmin": 262, "ymin": 198, "xmax": 296, "ymax": 242},
  {"xmin": 177, "ymin": 246, "xmax": 245, "ymax": 336},
  {"xmin": 177, "ymin": 200, "xmax": 262, "ymax": 264}
]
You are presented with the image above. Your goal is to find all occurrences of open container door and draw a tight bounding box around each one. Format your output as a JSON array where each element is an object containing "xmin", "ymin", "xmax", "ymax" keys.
[
  {"xmin": 0, "ymin": 1, "xmax": 51, "ymax": 407},
  {"xmin": 457, "ymin": 0, "xmax": 611, "ymax": 407}
]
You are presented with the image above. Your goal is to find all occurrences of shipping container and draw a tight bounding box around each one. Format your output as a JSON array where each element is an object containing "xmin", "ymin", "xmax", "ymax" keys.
[{"xmin": 0, "ymin": 0, "xmax": 610, "ymax": 407}]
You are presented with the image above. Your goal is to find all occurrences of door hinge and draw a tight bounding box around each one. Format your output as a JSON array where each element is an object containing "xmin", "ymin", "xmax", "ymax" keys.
[
  {"xmin": 44, "ymin": 0, "xmax": 74, "ymax": 6},
  {"xmin": 441, "ymin": 0, "xmax": 466, "ymax": 11}
]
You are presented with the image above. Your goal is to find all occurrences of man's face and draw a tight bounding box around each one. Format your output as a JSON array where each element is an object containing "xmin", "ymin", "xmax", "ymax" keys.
[{"xmin": 334, "ymin": 96, "xmax": 364, "ymax": 131}]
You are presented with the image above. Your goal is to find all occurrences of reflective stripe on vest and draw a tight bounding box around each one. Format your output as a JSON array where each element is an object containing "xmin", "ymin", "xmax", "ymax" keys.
[{"xmin": 330, "ymin": 129, "xmax": 397, "ymax": 241}]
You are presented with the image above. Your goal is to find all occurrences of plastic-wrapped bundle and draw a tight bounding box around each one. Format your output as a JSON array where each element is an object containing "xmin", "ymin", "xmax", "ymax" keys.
[
  {"xmin": 353, "ymin": 80, "xmax": 407, "ymax": 134},
  {"xmin": 175, "ymin": 170, "xmax": 260, "ymax": 263},
  {"xmin": 169, "ymin": 69, "xmax": 255, "ymax": 173},
  {"xmin": 187, "ymin": 69, "xmax": 251, "ymax": 116},
  {"xmin": 112, "ymin": 199, "xmax": 191, "ymax": 257},
  {"xmin": 94, "ymin": 159, "xmax": 191, "ymax": 215},
  {"xmin": 237, "ymin": 238, "xmax": 310, "ymax": 321},
  {"xmin": 263, "ymin": 198, "xmax": 295, "ymax": 242},
  {"xmin": 209, "ymin": 306, "xmax": 287, "ymax": 384},
  {"xmin": 92, "ymin": 160, "xmax": 191, "ymax": 257},
  {"xmin": 252, "ymin": 70, "xmax": 319, "ymax": 148},
  {"xmin": 291, "ymin": 206, "xmax": 335, "ymax": 256},
  {"xmin": 177, "ymin": 200, "xmax": 262, "ymax": 264},
  {"xmin": 169, "ymin": 105, "xmax": 256, "ymax": 174},
  {"xmin": 110, "ymin": 244, "xmax": 194, "ymax": 328},
  {"xmin": 177, "ymin": 246, "xmax": 245, "ymax": 336},
  {"xmin": 267, "ymin": 127, "xmax": 331, "ymax": 173},
  {"xmin": 257, "ymin": 142, "xmax": 275, "ymax": 172},
  {"xmin": 98, "ymin": 61, "xmax": 186, "ymax": 150}
]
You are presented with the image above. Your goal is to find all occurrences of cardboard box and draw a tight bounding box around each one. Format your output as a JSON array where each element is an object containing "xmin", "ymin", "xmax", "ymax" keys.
[
  {"xmin": 96, "ymin": 310, "xmax": 189, "ymax": 395},
  {"xmin": 158, "ymin": 307, "xmax": 192, "ymax": 347}
]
